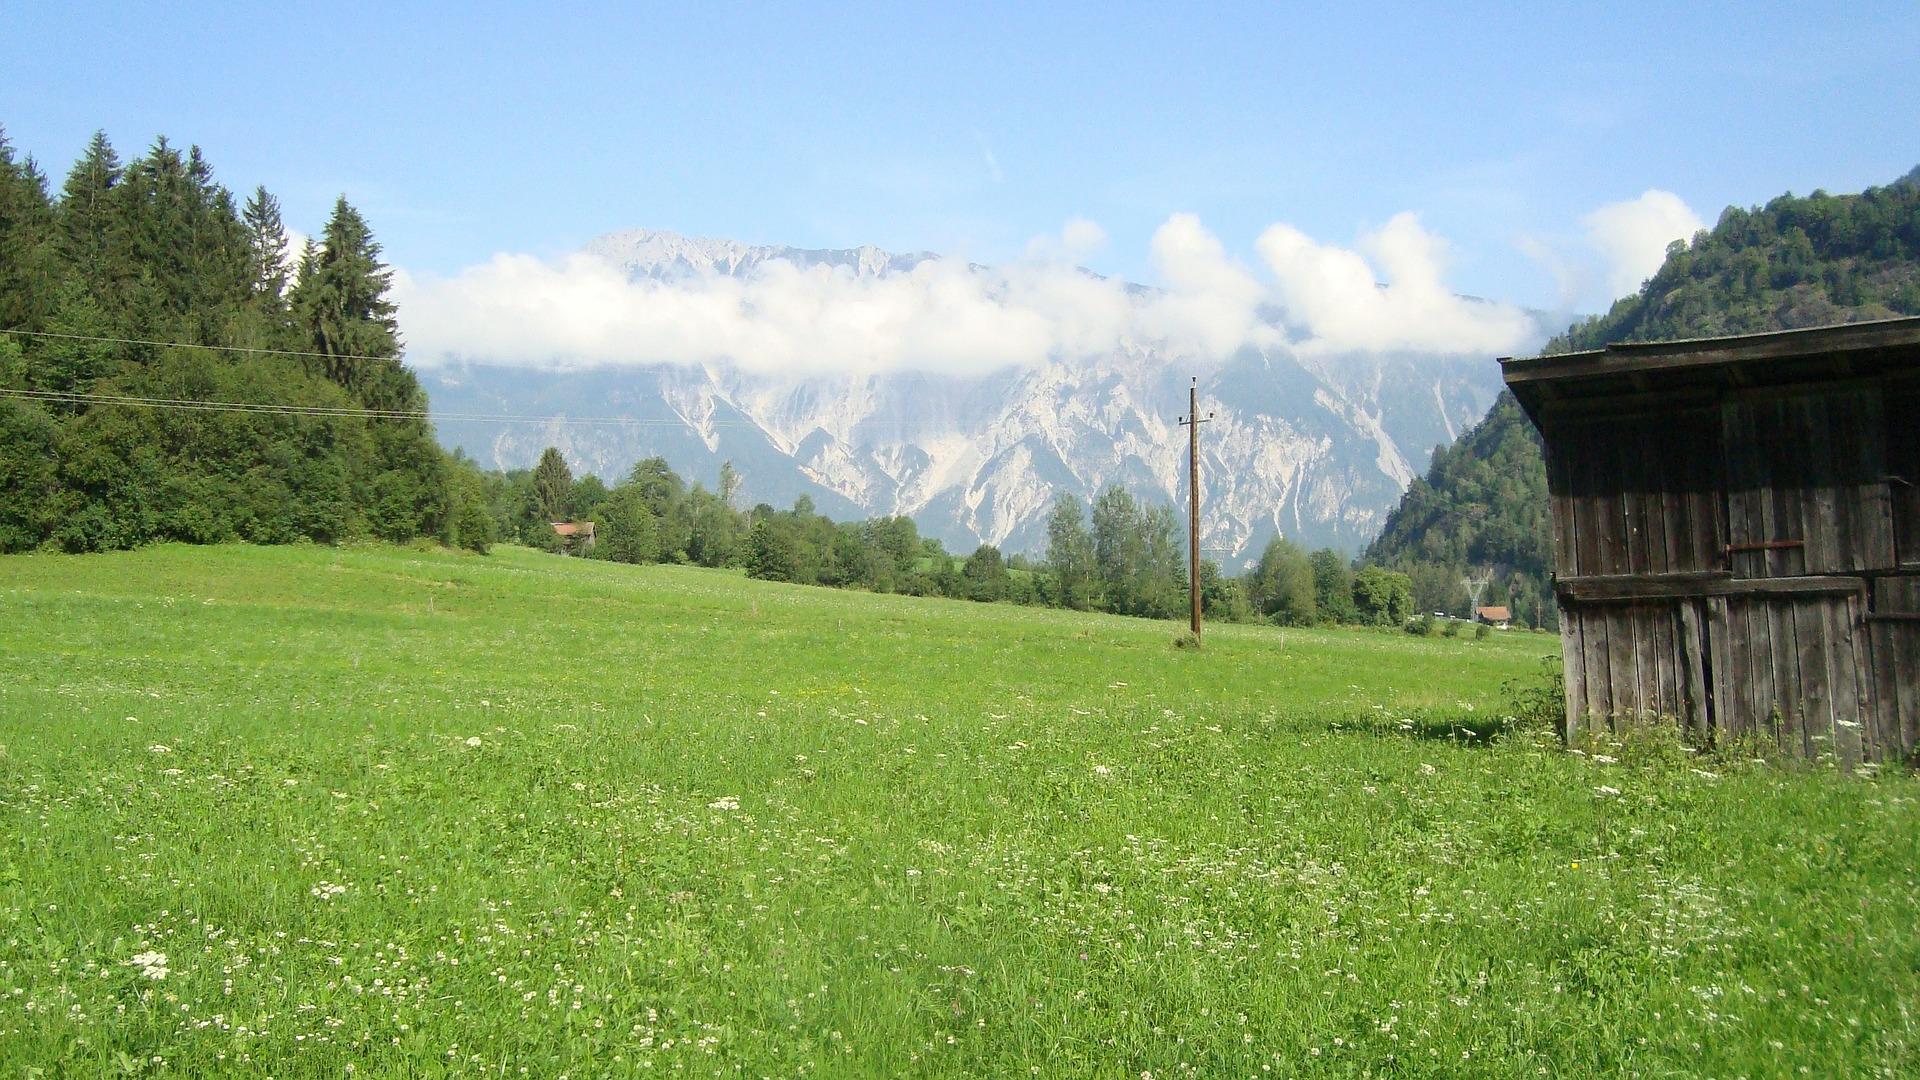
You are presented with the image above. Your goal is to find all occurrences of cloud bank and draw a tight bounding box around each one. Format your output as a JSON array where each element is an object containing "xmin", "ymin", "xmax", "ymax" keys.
[{"xmin": 395, "ymin": 213, "xmax": 1541, "ymax": 375}]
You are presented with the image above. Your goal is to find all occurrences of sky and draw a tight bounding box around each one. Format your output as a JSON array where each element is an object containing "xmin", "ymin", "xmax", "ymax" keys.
[{"xmin": 4, "ymin": 2, "xmax": 1916, "ymax": 371}]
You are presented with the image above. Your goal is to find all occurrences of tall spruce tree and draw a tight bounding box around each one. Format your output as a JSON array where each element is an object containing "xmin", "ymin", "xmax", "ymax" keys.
[
  {"xmin": 291, "ymin": 196, "xmax": 400, "ymax": 394},
  {"xmin": 112, "ymin": 139, "xmax": 250, "ymax": 341},
  {"xmin": 0, "ymin": 128, "xmax": 58, "ymax": 335},
  {"xmin": 533, "ymin": 447, "xmax": 573, "ymax": 523},
  {"xmin": 241, "ymin": 186, "xmax": 290, "ymax": 306},
  {"xmin": 55, "ymin": 130, "xmax": 121, "ymax": 293}
]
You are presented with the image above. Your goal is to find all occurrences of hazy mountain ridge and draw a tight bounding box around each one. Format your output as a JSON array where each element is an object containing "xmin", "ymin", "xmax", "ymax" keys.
[{"xmin": 426, "ymin": 230, "xmax": 1519, "ymax": 563}]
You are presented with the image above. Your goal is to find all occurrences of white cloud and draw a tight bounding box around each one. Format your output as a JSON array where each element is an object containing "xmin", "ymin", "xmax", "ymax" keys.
[
  {"xmin": 1134, "ymin": 213, "xmax": 1282, "ymax": 358},
  {"xmin": 1023, "ymin": 216, "xmax": 1109, "ymax": 262},
  {"xmin": 1257, "ymin": 212, "xmax": 1537, "ymax": 355},
  {"xmin": 1061, "ymin": 217, "xmax": 1107, "ymax": 258},
  {"xmin": 396, "ymin": 253, "xmax": 1078, "ymax": 377},
  {"xmin": 1583, "ymin": 190, "xmax": 1704, "ymax": 300},
  {"xmin": 395, "ymin": 213, "xmax": 1539, "ymax": 374}
]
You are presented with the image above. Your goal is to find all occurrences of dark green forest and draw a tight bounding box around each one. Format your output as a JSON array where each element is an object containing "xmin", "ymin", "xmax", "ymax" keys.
[
  {"xmin": 0, "ymin": 127, "xmax": 489, "ymax": 553},
  {"xmin": 1365, "ymin": 166, "xmax": 1920, "ymax": 627}
]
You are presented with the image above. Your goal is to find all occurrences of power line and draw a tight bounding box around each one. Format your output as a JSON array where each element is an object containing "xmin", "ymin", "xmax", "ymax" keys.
[
  {"xmin": 0, "ymin": 387, "xmax": 734, "ymax": 426},
  {"xmin": 0, "ymin": 386, "xmax": 958, "ymax": 430},
  {"xmin": 0, "ymin": 327, "xmax": 405, "ymax": 365},
  {"xmin": 0, "ymin": 327, "xmax": 1015, "ymax": 429}
]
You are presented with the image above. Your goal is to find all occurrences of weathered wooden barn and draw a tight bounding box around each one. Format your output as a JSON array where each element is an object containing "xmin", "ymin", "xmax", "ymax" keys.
[{"xmin": 1502, "ymin": 317, "xmax": 1920, "ymax": 765}]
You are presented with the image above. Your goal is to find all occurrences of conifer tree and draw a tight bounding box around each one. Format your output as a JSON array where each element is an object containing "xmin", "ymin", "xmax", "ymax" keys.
[
  {"xmin": 291, "ymin": 196, "xmax": 400, "ymax": 392},
  {"xmin": 533, "ymin": 447, "xmax": 573, "ymax": 523},
  {"xmin": 0, "ymin": 127, "xmax": 58, "ymax": 334},
  {"xmin": 104, "ymin": 137, "xmax": 251, "ymax": 342},
  {"xmin": 241, "ymin": 186, "xmax": 290, "ymax": 305},
  {"xmin": 55, "ymin": 130, "xmax": 120, "ymax": 291}
]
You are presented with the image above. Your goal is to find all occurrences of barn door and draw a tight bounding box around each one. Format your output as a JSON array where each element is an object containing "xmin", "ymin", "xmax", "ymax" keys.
[{"xmin": 1721, "ymin": 388, "xmax": 1896, "ymax": 578}]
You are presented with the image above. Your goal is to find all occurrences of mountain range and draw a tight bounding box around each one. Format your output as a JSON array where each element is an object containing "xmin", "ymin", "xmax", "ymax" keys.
[{"xmin": 423, "ymin": 230, "xmax": 1544, "ymax": 564}]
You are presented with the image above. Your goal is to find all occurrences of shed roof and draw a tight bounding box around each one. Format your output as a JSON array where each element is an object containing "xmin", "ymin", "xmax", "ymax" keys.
[
  {"xmin": 1501, "ymin": 316, "xmax": 1920, "ymax": 428},
  {"xmin": 1476, "ymin": 605, "xmax": 1511, "ymax": 622}
]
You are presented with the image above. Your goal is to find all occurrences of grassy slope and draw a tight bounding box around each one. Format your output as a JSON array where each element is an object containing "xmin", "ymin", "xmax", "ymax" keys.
[{"xmin": 0, "ymin": 544, "xmax": 1915, "ymax": 1076}]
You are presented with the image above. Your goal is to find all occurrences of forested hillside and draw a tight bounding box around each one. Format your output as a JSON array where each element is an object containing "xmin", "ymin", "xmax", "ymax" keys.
[
  {"xmin": 1366, "ymin": 168, "xmax": 1920, "ymax": 627},
  {"xmin": 0, "ymin": 127, "xmax": 485, "ymax": 553}
]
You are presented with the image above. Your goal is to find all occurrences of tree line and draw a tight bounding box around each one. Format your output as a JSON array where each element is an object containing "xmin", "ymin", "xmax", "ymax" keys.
[
  {"xmin": 504, "ymin": 445, "xmax": 1424, "ymax": 629},
  {"xmin": 0, "ymin": 126, "xmax": 492, "ymax": 553}
]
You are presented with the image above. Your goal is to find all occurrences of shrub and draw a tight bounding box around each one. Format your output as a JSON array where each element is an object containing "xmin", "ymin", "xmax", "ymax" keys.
[{"xmin": 1501, "ymin": 653, "xmax": 1567, "ymax": 734}]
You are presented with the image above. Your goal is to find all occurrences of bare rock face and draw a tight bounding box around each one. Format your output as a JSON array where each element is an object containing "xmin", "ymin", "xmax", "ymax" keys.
[{"xmin": 425, "ymin": 231, "xmax": 1512, "ymax": 565}]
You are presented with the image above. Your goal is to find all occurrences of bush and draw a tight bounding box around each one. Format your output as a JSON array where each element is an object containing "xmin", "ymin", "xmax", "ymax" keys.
[
  {"xmin": 1475, "ymin": 623, "xmax": 1492, "ymax": 641},
  {"xmin": 1172, "ymin": 631, "xmax": 1201, "ymax": 650},
  {"xmin": 1441, "ymin": 619, "xmax": 1461, "ymax": 638},
  {"xmin": 1501, "ymin": 654, "xmax": 1567, "ymax": 734}
]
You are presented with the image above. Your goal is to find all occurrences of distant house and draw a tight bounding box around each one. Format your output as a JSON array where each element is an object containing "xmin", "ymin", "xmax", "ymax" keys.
[
  {"xmin": 550, "ymin": 521, "xmax": 595, "ymax": 555},
  {"xmin": 1502, "ymin": 316, "xmax": 1920, "ymax": 765},
  {"xmin": 1475, "ymin": 605, "xmax": 1512, "ymax": 628}
]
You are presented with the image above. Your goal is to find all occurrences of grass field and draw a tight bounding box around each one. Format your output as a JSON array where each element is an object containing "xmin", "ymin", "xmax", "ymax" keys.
[{"xmin": 1, "ymin": 543, "xmax": 1917, "ymax": 1077}]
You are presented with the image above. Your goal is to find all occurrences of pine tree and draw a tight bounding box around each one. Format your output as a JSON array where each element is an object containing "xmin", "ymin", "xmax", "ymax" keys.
[
  {"xmin": 0, "ymin": 127, "xmax": 59, "ymax": 334},
  {"xmin": 291, "ymin": 196, "xmax": 400, "ymax": 394},
  {"xmin": 533, "ymin": 447, "xmax": 573, "ymax": 523},
  {"xmin": 242, "ymin": 186, "xmax": 290, "ymax": 305},
  {"xmin": 55, "ymin": 130, "xmax": 121, "ymax": 291}
]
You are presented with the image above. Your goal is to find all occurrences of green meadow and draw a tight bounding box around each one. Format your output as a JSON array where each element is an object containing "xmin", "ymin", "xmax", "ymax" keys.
[{"xmin": 1, "ymin": 543, "xmax": 1916, "ymax": 1077}]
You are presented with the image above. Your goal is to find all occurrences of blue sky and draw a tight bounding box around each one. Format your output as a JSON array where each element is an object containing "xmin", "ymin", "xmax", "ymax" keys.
[{"xmin": 3, "ymin": 2, "xmax": 1915, "ymax": 326}]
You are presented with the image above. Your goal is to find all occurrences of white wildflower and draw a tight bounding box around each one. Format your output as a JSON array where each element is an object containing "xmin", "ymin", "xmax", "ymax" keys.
[
  {"xmin": 1594, "ymin": 785, "xmax": 1621, "ymax": 797},
  {"xmin": 148, "ymin": 744, "xmax": 171, "ymax": 754},
  {"xmin": 464, "ymin": 736, "xmax": 483, "ymax": 748},
  {"xmin": 707, "ymin": 796, "xmax": 739, "ymax": 811},
  {"xmin": 127, "ymin": 951, "xmax": 169, "ymax": 980},
  {"xmin": 1092, "ymin": 764, "xmax": 1113, "ymax": 777}
]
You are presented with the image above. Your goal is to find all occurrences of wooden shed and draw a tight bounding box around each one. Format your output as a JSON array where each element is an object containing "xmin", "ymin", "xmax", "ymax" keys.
[{"xmin": 1502, "ymin": 317, "xmax": 1920, "ymax": 765}]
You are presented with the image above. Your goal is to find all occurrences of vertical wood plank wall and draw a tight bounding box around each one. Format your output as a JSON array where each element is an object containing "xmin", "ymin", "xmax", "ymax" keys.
[
  {"xmin": 1868, "ymin": 577, "xmax": 1920, "ymax": 759},
  {"xmin": 1723, "ymin": 389, "xmax": 1894, "ymax": 577},
  {"xmin": 1554, "ymin": 413, "xmax": 1725, "ymax": 579},
  {"xmin": 1890, "ymin": 381, "xmax": 1920, "ymax": 567},
  {"xmin": 1549, "ymin": 379, "xmax": 1913, "ymax": 763}
]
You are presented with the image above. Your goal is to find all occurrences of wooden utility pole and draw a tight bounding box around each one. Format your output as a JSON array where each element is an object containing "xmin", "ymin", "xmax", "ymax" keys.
[{"xmin": 1180, "ymin": 377, "xmax": 1213, "ymax": 640}]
